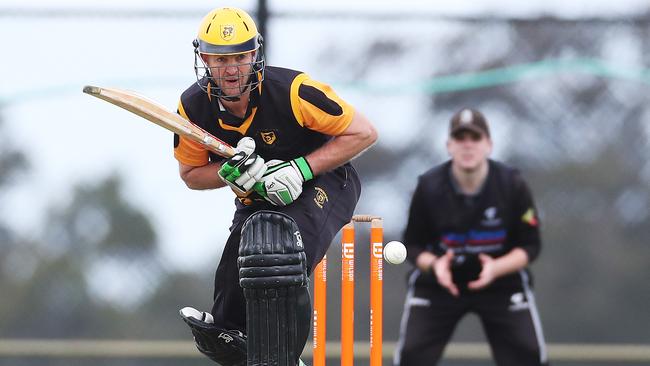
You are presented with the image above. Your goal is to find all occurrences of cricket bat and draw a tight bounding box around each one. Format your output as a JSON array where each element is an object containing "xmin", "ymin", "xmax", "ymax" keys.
[{"xmin": 83, "ymin": 85, "xmax": 235, "ymax": 158}]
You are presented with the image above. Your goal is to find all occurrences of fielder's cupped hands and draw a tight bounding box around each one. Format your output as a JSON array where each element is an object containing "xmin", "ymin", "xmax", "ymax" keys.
[
  {"xmin": 434, "ymin": 249, "xmax": 460, "ymax": 297},
  {"xmin": 467, "ymin": 253, "xmax": 497, "ymax": 291}
]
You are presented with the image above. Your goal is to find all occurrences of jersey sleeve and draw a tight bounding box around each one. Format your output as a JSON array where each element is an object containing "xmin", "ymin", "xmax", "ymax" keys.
[
  {"xmin": 173, "ymin": 99, "xmax": 210, "ymax": 167},
  {"xmin": 403, "ymin": 177, "xmax": 440, "ymax": 265},
  {"xmin": 289, "ymin": 75, "xmax": 355, "ymax": 136},
  {"xmin": 511, "ymin": 172, "xmax": 542, "ymax": 262}
]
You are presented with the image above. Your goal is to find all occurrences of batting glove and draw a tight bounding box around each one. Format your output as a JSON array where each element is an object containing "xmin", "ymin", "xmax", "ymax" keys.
[
  {"xmin": 218, "ymin": 137, "xmax": 267, "ymax": 195},
  {"xmin": 253, "ymin": 157, "xmax": 313, "ymax": 206}
]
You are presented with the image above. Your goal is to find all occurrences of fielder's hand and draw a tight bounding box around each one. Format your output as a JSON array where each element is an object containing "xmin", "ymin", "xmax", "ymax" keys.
[
  {"xmin": 434, "ymin": 250, "xmax": 459, "ymax": 297},
  {"xmin": 218, "ymin": 137, "xmax": 266, "ymax": 195},
  {"xmin": 253, "ymin": 157, "xmax": 313, "ymax": 206},
  {"xmin": 467, "ymin": 253, "xmax": 497, "ymax": 290}
]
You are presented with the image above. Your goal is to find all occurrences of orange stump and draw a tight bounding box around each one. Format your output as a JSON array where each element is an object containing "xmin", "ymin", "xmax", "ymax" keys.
[
  {"xmin": 341, "ymin": 222, "xmax": 355, "ymax": 366},
  {"xmin": 312, "ymin": 215, "xmax": 383, "ymax": 366},
  {"xmin": 313, "ymin": 256, "xmax": 327, "ymax": 366},
  {"xmin": 369, "ymin": 219, "xmax": 383, "ymax": 366}
]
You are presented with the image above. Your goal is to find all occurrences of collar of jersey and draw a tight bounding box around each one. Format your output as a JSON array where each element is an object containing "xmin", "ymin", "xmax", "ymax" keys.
[
  {"xmin": 448, "ymin": 161, "xmax": 488, "ymax": 198},
  {"xmin": 208, "ymin": 74, "xmax": 262, "ymax": 135}
]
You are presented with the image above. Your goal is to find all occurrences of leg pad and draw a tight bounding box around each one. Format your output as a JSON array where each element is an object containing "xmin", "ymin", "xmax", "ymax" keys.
[{"xmin": 239, "ymin": 211, "xmax": 311, "ymax": 366}]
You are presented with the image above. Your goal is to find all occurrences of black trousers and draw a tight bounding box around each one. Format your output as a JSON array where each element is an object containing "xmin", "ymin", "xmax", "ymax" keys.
[
  {"xmin": 395, "ymin": 270, "xmax": 548, "ymax": 366},
  {"xmin": 210, "ymin": 165, "xmax": 361, "ymax": 332}
]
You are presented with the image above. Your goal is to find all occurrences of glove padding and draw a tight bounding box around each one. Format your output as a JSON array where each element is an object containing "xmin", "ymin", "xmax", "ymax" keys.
[
  {"xmin": 218, "ymin": 137, "xmax": 267, "ymax": 195},
  {"xmin": 253, "ymin": 157, "xmax": 313, "ymax": 206}
]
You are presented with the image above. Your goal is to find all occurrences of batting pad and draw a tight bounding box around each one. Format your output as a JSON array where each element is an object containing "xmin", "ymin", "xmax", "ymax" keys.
[{"xmin": 239, "ymin": 210, "xmax": 311, "ymax": 366}]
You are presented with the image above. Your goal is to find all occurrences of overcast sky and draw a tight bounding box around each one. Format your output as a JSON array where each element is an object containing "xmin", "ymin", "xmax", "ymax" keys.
[{"xmin": 2, "ymin": 0, "xmax": 649, "ymax": 16}]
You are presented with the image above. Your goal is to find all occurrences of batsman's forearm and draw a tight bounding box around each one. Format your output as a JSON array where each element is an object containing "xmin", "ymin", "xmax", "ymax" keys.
[
  {"xmin": 306, "ymin": 115, "xmax": 377, "ymax": 175},
  {"xmin": 306, "ymin": 136, "xmax": 370, "ymax": 174},
  {"xmin": 179, "ymin": 162, "xmax": 227, "ymax": 190}
]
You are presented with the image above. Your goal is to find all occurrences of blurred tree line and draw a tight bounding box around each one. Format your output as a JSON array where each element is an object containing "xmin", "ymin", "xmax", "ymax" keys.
[{"xmin": 0, "ymin": 117, "xmax": 213, "ymax": 341}]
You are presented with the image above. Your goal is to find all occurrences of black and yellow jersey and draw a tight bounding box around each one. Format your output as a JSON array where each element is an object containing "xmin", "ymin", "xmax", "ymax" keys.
[{"xmin": 174, "ymin": 66, "xmax": 355, "ymax": 166}]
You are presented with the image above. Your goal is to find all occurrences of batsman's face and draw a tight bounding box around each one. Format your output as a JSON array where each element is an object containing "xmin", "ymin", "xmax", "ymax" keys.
[
  {"xmin": 203, "ymin": 52, "xmax": 255, "ymax": 96},
  {"xmin": 447, "ymin": 131, "xmax": 492, "ymax": 171}
]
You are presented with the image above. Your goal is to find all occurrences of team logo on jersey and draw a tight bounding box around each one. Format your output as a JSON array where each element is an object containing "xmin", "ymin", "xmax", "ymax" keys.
[
  {"xmin": 220, "ymin": 24, "xmax": 235, "ymax": 41},
  {"xmin": 314, "ymin": 187, "xmax": 328, "ymax": 208},
  {"xmin": 260, "ymin": 130, "xmax": 277, "ymax": 145},
  {"xmin": 481, "ymin": 206, "xmax": 502, "ymax": 226},
  {"xmin": 521, "ymin": 208, "xmax": 538, "ymax": 226},
  {"xmin": 508, "ymin": 292, "xmax": 530, "ymax": 311}
]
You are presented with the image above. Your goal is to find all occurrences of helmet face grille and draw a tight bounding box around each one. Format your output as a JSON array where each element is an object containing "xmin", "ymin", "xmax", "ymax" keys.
[{"xmin": 193, "ymin": 49, "xmax": 265, "ymax": 100}]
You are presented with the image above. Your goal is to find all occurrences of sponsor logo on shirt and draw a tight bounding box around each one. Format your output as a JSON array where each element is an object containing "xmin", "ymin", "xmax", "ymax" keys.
[{"xmin": 481, "ymin": 206, "xmax": 502, "ymax": 226}]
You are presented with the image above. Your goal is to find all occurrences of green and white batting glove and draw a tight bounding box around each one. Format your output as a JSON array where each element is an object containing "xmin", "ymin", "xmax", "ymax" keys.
[
  {"xmin": 218, "ymin": 137, "xmax": 267, "ymax": 195},
  {"xmin": 253, "ymin": 157, "xmax": 313, "ymax": 206}
]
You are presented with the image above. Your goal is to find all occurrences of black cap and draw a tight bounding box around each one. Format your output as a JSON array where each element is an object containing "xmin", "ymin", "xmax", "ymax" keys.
[{"xmin": 449, "ymin": 108, "xmax": 490, "ymax": 138}]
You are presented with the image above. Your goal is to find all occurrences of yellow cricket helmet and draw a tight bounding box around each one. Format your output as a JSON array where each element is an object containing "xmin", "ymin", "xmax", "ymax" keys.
[
  {"xmin": 193, "ymin": 7, "xmax": 265, "ymax": 100},
  {"xmin": 196, "ymin": 7, "xmax": 262, "ymax": 55}
]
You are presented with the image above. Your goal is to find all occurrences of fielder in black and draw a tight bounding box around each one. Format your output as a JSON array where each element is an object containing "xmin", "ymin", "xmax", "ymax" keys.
[
  {"xmin": 394, "ymin": 108, "xmax": 548, "ymax": 366},
  {"xmin": 173, "ymin": 7, "xmax": 377, "ymax": 366}
]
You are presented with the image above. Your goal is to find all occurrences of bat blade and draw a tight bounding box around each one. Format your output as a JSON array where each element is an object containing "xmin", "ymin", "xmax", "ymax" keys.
[{"xmin": 83, "ymin": 85, "xmax": 235, "ymax": 158}]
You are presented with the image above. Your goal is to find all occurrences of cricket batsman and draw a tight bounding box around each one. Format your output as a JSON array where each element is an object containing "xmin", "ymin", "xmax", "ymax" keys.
[{"xmin": 174, "ymin": 7, "xmax": 378, "ymax": 366}]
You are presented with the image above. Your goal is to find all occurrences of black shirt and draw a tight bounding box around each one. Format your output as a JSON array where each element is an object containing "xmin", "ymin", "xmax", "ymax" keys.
[{"xmin": 404, "ymin": 159, "xmax": 541, "ymax": 287}]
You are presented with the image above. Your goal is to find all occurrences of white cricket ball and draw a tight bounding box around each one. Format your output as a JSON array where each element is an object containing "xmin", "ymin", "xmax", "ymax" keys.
[{"xmin": 383, "ymin": 241, "xmax": 407, "ymax": 264}]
